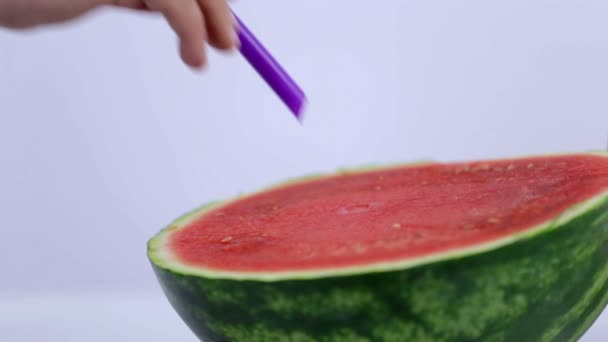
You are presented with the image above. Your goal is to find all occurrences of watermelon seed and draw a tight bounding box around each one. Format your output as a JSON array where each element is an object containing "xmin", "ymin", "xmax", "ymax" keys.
[
  {"xmin": 496, "ymin": 178, "xmax": 505, "ymax": 182},
  {"xmin": 421, "ymin": 181, "xmax": 428, "ymax": 185},
  {"xmin": 392, "ymin": 223, "xmax": 401, "ymax": 229},
  {"xmin": 455, "ymin": 165, "xmax": 472, "ymax": 174},
  {"xmin": 330, "ymin": 247, "xmax": 347, "ymax": 256},
  {"xmin": 221, "ymin": 236, "xmax": 233, "ymax": 243},
  {"xmin": 473, "ymin": 164, "xmax": 490, "ymax": 171},
  {"xmin": 488, "ymin": 217, "xmax": 500, "ymax": 224},
  {"xmin": 375, "ymin": 186, "xmax": 383, "ymax": 191},
  {"xmin": 337, "ymin": 201, "xmax": 383, "ymax": 215},
  {"xmin": 493, "ymin": 167, "xmax": 503, "ymax": 172},
  {"xmin": 528, "ymin": 163, "xmax": 535, "ymax": 168},
  {"xmin": 507, "ymin": 164, "xmax": 515, "ymax": 171},
  {"xmin": 463, "ymin": 224, "xmax": 475, "ymax": 230},
  {"xmin": 354, "ymin": 245, "xmax": 366, "ymax": 254}
]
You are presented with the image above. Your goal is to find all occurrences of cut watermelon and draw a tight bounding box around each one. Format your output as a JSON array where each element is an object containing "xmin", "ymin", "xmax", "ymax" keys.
[{"xmin": 148, "ymin": 152, "xmax": 608, "ymax": 342}]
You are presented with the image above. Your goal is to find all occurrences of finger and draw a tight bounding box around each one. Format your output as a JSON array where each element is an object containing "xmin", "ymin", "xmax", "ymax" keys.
[
  {"xmin": 197, "ymin": 0, "xmax": 237, "ymax": 51},
  {"xmin": 111, "ymin": 0, "xmax": 150, "ymax": 11},
  {"xmin": 144, "ymin": 0, "xmax": 207, "ymax": 68}
]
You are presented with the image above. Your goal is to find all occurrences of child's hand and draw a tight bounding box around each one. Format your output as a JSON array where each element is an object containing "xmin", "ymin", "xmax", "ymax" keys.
[{"xmin": 0, "ymin": 0, "xmax": 238, "ymax": 68}]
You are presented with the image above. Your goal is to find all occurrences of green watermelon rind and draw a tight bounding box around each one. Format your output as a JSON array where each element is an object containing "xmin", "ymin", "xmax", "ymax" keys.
[{"xmin": 148, "ymin": 151, "xmax": 608, "ymax": 282}]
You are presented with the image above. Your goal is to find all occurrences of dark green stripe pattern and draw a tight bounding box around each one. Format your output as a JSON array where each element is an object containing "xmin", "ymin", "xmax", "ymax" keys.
[{"xmin": 150, "ymin": 198, "xmax": 608, "ymax": 342}]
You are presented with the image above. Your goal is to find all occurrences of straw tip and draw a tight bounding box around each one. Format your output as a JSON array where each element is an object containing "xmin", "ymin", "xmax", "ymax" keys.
[{"xmin": 293, "ymin": 98, "xmax": 308, "ymax": 123}]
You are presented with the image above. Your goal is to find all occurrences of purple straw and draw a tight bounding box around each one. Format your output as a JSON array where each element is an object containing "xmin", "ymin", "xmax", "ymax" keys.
[{"xmin": 233, "ymin": 13, "xmax": 307, "ymax": 121}]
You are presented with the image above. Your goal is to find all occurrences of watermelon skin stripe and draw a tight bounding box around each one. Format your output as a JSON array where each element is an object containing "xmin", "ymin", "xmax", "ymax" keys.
[{"xmin": 150, "ymin": 194, "xmax": 608, "ymax": 342}]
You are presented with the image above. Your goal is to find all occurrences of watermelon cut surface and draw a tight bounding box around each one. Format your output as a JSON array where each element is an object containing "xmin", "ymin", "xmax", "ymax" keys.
[{"xmin": 148, "ymin": 152, "xmax": 608, "ymax": 342}]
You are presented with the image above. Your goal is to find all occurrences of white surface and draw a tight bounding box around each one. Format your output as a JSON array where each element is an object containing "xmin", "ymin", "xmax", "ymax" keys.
[
  {"xmin": 0, "ymin": 293, "xmax": 606, "ymax": 341},
  {"xmin": 2, "ymin": 1, "xmax": 608, "ymax": 340},
  {"xmin": 0, "ymin": 293, "xmax": 197, "ymax": 342},
  {"xmin": 1, "ymin": 0, "xmax": 608, "ymax": 327}
]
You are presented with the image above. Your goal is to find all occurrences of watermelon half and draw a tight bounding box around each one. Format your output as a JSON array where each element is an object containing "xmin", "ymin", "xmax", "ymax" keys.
[{"xmin": 148, "ymin": 152, "xmax": 608, "ymax": 342}]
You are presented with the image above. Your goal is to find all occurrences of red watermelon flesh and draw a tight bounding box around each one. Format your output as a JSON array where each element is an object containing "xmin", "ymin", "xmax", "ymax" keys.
[{"xmin": 169, "ymin": 154, "xmax": 608, "ymax": 272}]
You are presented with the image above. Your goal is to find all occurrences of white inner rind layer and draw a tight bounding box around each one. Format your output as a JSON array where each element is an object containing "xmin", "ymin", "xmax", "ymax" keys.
[{"xmin": 147, "ymin": 152, "xmax": 608, "ymax": 282}]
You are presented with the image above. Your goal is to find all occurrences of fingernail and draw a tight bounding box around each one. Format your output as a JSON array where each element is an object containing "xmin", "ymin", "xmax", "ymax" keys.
[
  {"xmin": 191, "ymin": 61, "xmax": 208, "ymax": 73},
  {"xmin": 232, "ymin": 30, "xmax": 240, "ymax": 50},
  {"xmin": 231, "ymin": 14, "xmax": 240, "ymax": 50}
]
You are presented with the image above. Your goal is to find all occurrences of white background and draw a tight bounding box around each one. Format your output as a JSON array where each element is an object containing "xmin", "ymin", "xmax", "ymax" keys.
[{"xmin": 1, "ymin": 1, "xmax": 607, "ymax": 340}]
